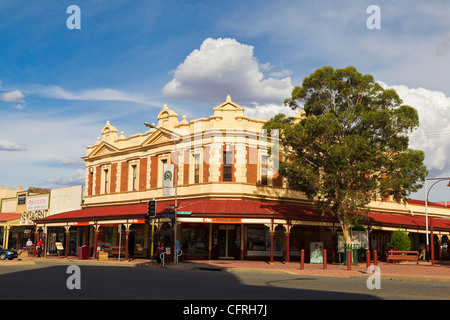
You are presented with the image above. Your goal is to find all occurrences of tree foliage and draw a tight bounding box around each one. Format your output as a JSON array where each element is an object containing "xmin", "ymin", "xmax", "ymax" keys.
[
  {"xmin": 263, "ymin": 66, "xmax": 427, "ymax": 245},
  {"xmin": 389, "ymin": 230, "xmax": 412, "ymax": 251}
]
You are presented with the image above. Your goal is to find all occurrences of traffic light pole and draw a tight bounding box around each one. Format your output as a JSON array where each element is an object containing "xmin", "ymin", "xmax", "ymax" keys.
[
  {"xmin": 144, "ymin": 122, "xmax": 180, "ymax": 264},
  {"xmin": 150, "ymin": 197, "xmax": 155, "ymax": 263},
  {"xmin": 174, "ymin": 159, "xmax": 178, "ymax": 264}
]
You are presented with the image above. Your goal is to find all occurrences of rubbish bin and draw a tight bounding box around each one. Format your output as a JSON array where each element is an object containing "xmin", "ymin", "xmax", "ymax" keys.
[{"xmin": 77, "ymin": 245, "xmax": 89, "ymax": 260}]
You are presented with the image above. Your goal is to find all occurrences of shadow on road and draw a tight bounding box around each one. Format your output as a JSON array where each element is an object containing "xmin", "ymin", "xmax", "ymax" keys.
[{"xmin": 0, "ymin": 263, "xmax": 379, "ymax": 300}]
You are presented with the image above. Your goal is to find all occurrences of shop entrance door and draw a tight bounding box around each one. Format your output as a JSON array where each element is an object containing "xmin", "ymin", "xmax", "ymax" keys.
[{"xmin": 218, "ymin": 225, "xmax": 236, "ymax": 259}]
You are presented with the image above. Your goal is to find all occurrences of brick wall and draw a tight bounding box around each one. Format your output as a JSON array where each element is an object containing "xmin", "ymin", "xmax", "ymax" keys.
[
  {"xmin": 246, "ymin": 146, "xmax": 257, "ymax": 184},
  {"xmin": 110, "ymin": 163, "xmax": 117, "ymax": 193},
  {"xmin": 150, "ymin": 156, "xmax": 158, "ymax": 188},
  {"xmin": 139, "ymin": 158, "xmax": 147, "ymax": 190},
  {"xmin": 95, "ymin": 166, "xmax": 101, "ymax": 195},
  {"xmin": 120, "ymin": 162, "xmax": 128, "ymax": 192}
]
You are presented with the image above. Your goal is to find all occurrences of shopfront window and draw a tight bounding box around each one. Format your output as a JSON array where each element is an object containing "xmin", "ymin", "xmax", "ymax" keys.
[
  {"xmin": 247, "ymin": 226, "xmax": 267, "ymax": 256},
  {"xmin": 182, "ymin": 226, "xmax": 208, "ymax": 255},
  {"xmin": 159, "ymin": 223, "xmax": 172, "ymax": 249},
  {"xmin": 289, "ymin": 228, "xmax": 305, "ymax": 257}
]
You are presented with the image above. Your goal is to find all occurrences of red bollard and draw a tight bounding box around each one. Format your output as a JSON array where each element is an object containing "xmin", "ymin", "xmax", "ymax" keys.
[
  {"xmin": 323, "ymin": 249, "xmax": 327, "ymax": 269},
  {"xmin": 300, "ymin": 249, "xmax": 304, "ymax": 270},
  {"xmin": 374, "ymin": 250, "xmax": 378, "ymax": 266},
  {"xmin": 347, "ymin": 249, "xmax": 351, "ymax": 271},
  {"xmin": 366, "ymin": 250, "xmax": 370, "ymax": 269}
]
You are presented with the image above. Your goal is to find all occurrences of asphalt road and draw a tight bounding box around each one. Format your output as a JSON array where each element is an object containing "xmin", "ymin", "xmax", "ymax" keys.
[{"xmin": 0, "ymin": 263, "xmax": 449, "ymax": 301}]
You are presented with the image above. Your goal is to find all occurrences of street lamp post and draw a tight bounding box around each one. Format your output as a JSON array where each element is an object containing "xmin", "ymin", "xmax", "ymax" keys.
[
  {"xmin": 144, "ymin": 122, "xmax": 180, "ymax": 264},
  {"xmin": 424, "ymin": 177, "xmax": 450, "ymax": 266}
]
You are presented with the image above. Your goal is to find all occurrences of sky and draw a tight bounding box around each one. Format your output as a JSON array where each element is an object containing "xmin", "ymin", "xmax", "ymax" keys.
[{"xmin": 1, "ymin": 0, "xmax": 450, "ymax": 201}]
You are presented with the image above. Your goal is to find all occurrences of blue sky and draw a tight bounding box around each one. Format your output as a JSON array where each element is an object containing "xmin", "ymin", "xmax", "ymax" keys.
[{"xmin": 1, "ymin": 0, "xmax": 450, "ymax": 201}]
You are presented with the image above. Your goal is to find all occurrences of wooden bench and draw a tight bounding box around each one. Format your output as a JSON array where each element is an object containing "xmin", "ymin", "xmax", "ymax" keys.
[
  {"xmin": 109, "ymin": 247, "xmax": 125, "ymax": 257},
  {"xmin": 386, "ymin": 250, "xmax": 419, "ymax": 264}
]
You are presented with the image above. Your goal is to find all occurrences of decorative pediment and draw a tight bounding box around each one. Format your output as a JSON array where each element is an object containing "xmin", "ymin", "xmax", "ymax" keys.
[
  {"xmin": 212, "ymin": 95, "xmax": 245, "ymax": 116},
  {"xmin": 86, "ymin": 141, "xmax": 119, "ymax": 158},
  {"xmin": 141, "ymin": 128, "xmax": 173, "ymax": 147}
]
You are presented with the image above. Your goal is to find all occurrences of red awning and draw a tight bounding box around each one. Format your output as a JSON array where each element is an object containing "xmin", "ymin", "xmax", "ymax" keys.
[
  {"xmin": 36, "ymin": 204, "xmax": 147, "ymax": 224},
  {"xmin": 174, "ymin": 199, "xmax": 325, "ymax": 220},
  {"xmin": 35, "ymin": 199, "xmax": 324, "ymax": 224},
  {"xmin": 368, "ymin": 212, "xmax": 450, "ymax": 231},
  {"xmin": 0, "ymin": 212, "xmax": 20, "ymax": 222},
  {"xmin": 34, "ymin": 198, "xmax": 450, "ymax": 231}
]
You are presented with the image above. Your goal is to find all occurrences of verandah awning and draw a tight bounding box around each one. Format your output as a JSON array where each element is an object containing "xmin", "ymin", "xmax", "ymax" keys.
[
  {"xmin": 0, "ymin": 212, "xmax": 20, "ymax": 223},
  {"xmin": 34, "ymin": 199, "xmax": 327, "ymax": 227},
  {"xmin": 33, "ymin": 199, "xmax": 450, "ymax": 232},
  {"xmin": 368, "ymin": 211, "xmax": 450, "ymax": 232}
]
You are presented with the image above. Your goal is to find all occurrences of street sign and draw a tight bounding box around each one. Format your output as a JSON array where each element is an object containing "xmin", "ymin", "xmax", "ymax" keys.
[
  {"xmin": 162, "ymin": 214, "xmax": 175, "ymax": 218},
  {"xmin": 178, "ymin": 211, "xmax": 192, "ymax": 215}
]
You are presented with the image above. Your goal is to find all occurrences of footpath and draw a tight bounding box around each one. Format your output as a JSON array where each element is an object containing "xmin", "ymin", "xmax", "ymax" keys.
[{"xmin": 3, "ymin": 255, "xmax": 450, "ymax": 283}]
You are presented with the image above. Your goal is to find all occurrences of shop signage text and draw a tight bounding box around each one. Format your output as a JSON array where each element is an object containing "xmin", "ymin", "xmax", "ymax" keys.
[
  {"xmin": 27, "ymin": 195, "xmax": 49, "ymax": 211},
  {"xmin": 203, "ymin": 217, "xmax": 242, "ymax": 224},
  {"xmin": 20, "ymin": 209, "xmax": 49, "ymax": 225},
  {"xmin": 73, "ymin": 221, "xmax": 90, "ymax": 226}
]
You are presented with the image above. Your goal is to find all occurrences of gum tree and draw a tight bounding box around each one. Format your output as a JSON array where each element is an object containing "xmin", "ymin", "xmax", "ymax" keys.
[{"xmin": 264, "ymin": 66, "xmax": 427, "ymax": 246}]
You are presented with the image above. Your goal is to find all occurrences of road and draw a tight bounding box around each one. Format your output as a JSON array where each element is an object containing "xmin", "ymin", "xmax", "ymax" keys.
[{"xmin": 0, "ymin": 263, "xmax": 448, "ymax": 301}]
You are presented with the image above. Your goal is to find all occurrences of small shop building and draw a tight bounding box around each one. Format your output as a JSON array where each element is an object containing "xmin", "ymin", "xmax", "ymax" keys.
[{"xmin": 0, "ymin": 185, "xmax": 83, "ymax": 254}]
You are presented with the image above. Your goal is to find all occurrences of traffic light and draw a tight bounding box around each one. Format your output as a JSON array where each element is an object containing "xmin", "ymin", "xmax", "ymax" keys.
[{"xmin": 147, "ymin": 200, "xmax": 156, "ymax": 218}]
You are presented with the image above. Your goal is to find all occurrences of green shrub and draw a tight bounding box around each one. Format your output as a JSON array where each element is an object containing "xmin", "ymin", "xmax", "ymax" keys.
[{"xmin": 389, "ymin": 230, "xmax": 411, "ymax": 251}]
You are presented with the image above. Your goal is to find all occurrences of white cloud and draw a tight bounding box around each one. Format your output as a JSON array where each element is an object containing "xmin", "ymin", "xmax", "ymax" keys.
[
  {"xmin": 59, "ymin": 157, "xmax": 84, "ymax": 168},
  {"xmin": 0, "ymin": 138, "xmax": 26, "ymax": 151},
  {"xmin": 0, "ymin": 109, "xmax": 99, "ymax": 189},
  {"xmin": 162, "ymin": 38, "xmax": 293, "ymax": 106},
  {"xmin": 27, "ymin": 85, "xmax": 160, "ymax": 107},
  {"xmin": 269, "ymin": 69, "xmax": 292, "ymax": 78},
  {"xmin": 379, "ymin": 81, "xmax": 450, "ymax": 174},
  {"xmin": 12, "ymin": 104, "xmax": 25, "ymax": 110},
  {"xmin": 45, "ymin": 169, "xmax": 85, "ymax": 186},
  {"xmin": 1, "ymin": 90, "xmax": 24, "ymax": 102},
  {"xmin": 244, "ymin": 103, "xmax": 298, "ymax": 121}
]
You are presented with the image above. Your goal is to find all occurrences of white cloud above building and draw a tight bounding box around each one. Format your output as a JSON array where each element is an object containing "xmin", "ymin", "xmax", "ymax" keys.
[{"xmin": 162, "ymin": 38, "xmax": 293, "ymax": 106}]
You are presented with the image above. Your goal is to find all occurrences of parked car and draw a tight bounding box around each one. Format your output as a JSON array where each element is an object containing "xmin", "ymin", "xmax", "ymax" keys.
[{"xmin": 0, "ymin": 246, "xmax": 17, "ymax": 260}]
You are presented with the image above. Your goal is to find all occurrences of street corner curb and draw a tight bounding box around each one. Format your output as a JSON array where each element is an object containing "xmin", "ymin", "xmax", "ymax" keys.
[
  {"xmin": 223, "ymin": 267, "xmax": 296, "ymax": 275},
  {"xmin": 380, "ymin": 274, "xmax": 450, "ymax": 284},
  {"xmin": 1, "ymin": 258, "xmax": 37, "ymax": 266}
]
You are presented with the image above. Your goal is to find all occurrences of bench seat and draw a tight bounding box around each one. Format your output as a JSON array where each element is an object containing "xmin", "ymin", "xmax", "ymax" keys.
[{"xmin": 387, "ymin": 250, "xmax": 418, "ymax": 264}]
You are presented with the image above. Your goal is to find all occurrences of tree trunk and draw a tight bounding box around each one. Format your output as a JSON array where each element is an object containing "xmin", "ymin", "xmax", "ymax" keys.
[{"xmin": 337, "ymin": 214, "xmax": 352, "ymax": 247}]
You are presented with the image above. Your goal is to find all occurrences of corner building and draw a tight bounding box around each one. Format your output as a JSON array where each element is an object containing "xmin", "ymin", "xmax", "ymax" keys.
[{"xmin": 36, "ymin": 96, "xmax": 450, "ymax": 262}]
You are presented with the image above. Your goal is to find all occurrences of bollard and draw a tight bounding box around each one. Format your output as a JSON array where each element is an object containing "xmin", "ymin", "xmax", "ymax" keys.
[
  {"xmin": 366, "ymin": 250, "xmax": 370, "ymax": 269},
  {"xmin": 347, "ymin": 249, "xmax": 351, "ymax": 271},
  {"xmin": 300, "ymin": 249, "xmax": 304, "ymax": 270},
  {"xmin": 323, "ymin": 249, "xmax": 327, "ymax": 269},
  {"xmin": 374, "ymin": 250, "xmax": 378, "ymax": 266}
]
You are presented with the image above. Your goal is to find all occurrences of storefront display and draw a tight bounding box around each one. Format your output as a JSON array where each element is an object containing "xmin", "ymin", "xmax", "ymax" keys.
[{"xmin": 181, "ymin": 224, "xmax": 208, "ymax": 258}]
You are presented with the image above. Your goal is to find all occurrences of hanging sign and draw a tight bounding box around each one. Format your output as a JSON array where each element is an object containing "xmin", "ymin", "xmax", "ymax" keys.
[{"xmin": 163, "ymin": 163, "xmax": 174, "ymax": 196}]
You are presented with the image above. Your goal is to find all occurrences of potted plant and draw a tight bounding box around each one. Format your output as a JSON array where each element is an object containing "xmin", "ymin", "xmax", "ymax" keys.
[{"xmin": 98, "ymin": 250, "xmax": 109, "ymax": 260}]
